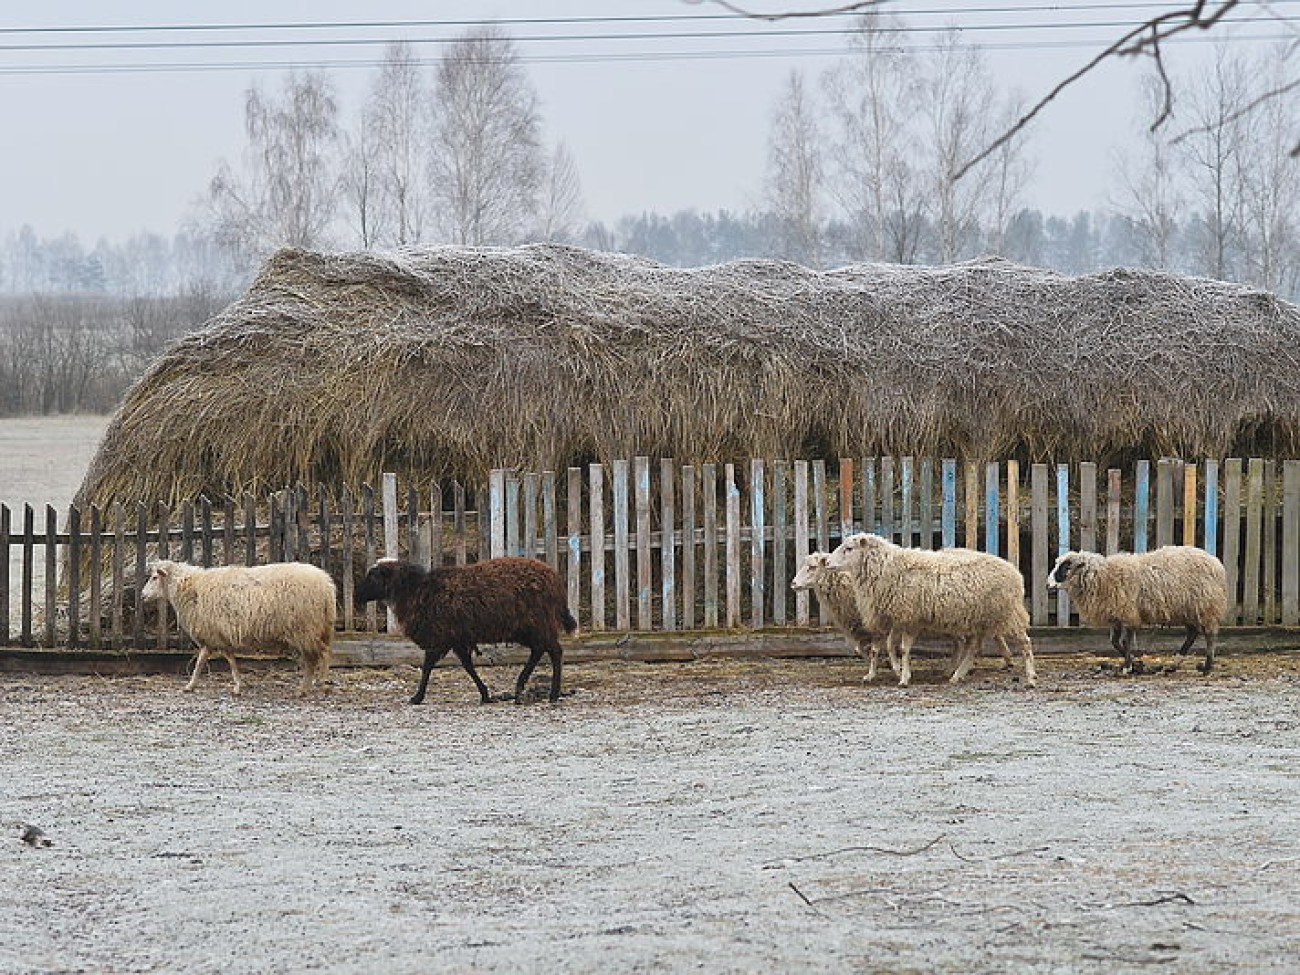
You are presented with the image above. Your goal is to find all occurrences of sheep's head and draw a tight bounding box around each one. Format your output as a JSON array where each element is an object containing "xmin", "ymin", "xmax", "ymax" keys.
[
  {"xmin": 356, "ymin": 558, "xmax": 404, "ymax": 604},
  {"xmin": 1047, "ymin": 551, "xmax": 1087, "ymax": 590},
  {"xmin": 790, "ymin": 553, "xmax": 832, "ymax": 590},
  {"xmin": 824, "ymin": 532, "xmax": 889, "ymax": 570},
  {"xmin": 140, "ymin": 560, "xmax": 179, "ymax": 602}
]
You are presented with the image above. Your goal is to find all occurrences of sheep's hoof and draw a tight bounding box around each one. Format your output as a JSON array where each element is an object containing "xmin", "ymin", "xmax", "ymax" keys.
[
  {"xmin": 1197, "ymin": 661, "xmax": 1214, "ymax": 675},
  {"xmin": 181, "ymin": 685, "xmax": 196, "ymax": 694},
  {"xmin": 408, "ymin": 695, "xmax": 426, "ymax": 705}
]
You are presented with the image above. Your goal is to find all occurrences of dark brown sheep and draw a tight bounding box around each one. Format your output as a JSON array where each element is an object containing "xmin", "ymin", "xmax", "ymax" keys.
[{"xmin": 356, "ymin": 557, "xmax": 578, "ymax": 704}]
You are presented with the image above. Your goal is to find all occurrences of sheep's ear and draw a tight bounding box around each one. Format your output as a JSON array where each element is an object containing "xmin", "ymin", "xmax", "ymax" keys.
[{"xmin": 154, "ymin": 565, "xmax": 169, "ymax": 580}]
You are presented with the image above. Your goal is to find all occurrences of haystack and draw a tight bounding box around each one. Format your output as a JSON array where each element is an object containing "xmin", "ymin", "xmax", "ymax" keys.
[{"xmin": 76, "ymin": 243, "xmax": 1300, "ymax": 506}]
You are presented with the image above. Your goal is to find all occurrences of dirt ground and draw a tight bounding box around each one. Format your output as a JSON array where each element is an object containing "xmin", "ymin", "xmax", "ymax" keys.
[{"xmin": 3, "ymin": 651, "xmax": 1299, "ymax": 975}]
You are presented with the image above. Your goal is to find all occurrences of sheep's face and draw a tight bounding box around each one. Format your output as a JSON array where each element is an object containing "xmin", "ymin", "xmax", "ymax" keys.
[
  {"xmin": 356, "ymin": 559, "xmax": 401, "ymax": 604},
  {"xmin": 790, "ymin": 553, "xmax": 831, "ymax": 590},
  {"xmin": 824, "ymin": 533, "xmax": 884, "ymax": 570},
  {"xmin": 140, "ymin": 561, "xmax": 176, "ymax": 602},
  {"xmin": 1047, "ymin": 552, "xmax": 1079, "ymax": 590}
]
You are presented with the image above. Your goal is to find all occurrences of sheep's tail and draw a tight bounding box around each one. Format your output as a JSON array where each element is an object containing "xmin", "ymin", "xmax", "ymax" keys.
[{"xmin": 561, "ymin": 607, "xmax": 579, "ymax": 635}]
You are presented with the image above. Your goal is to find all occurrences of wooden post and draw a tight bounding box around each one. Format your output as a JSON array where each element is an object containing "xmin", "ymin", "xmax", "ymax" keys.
[
  {"xmin": 1006, "ymin": 460, "xmax": 1020, "ymax": 572},
  {"xmin": 900, "ymin": 457, "xmax": 914, "ymax": 549},
  {"xmin": 382, "ymin": 473, "xmax": 399, "ymax": 632},
  {"xmin": 838, "ymin": 457, "xmax": 854, "ymax": 542},
  {"xmin": 1134, "ymin": 460, "xmax": 1150, "ymax": 553},
  {"xmin": 750, "ymin": 458, "xmax": 766, "ymax": 629},
  {"xmin": 725, "ymin": 463, "xmax": 741, "ymax": 629},
  {"xmin": 794, "ymin": 460, "xmax": 810, "ymax": 626},
  {"xmin": 110, "ymin": 502, "xmax": 125, "ymax": 647},
  {"xmin": 813, "ymin": 460, "xmax": 829, "ymax": 624},
  {"xmin": 505, "ymin": 473, "xmax": 521, "ymax": 558},
  {"xmin": 88, "ymin": 505, "xmax": 102, "ymax": 651},
  {"xmin": 861, "ymin": 458, "xmax": 876, "ymax": 538},
  {"xmin": 1204, "ymin": 460, "xmax": 1220, "ymax": 557},
  {"xmin": 489, "ymin": 469, "xmax": 507, "ymax": 559},
  {"xmin": 702, "ymin": 463, "xmax": 718, "ymax": 629},
  {"xmin": 941, "ymin": 459, "xmax": 957, "ymax": 549},
  {"xmin": 1222, "ymin": 459, "xmax": 1242, "ymax": 623},
  {"xmin": 1183, "ymin": 464, "xmax": 1198, "ymax": 547},
  {"xmin": 1282, "ymin": 461, "xmax": 1300, "ymax": 626},
  {"xmin": 242, "ymin": 493, "xmax": 257, "ymax": 567},
  {"xmin": 613, "ymin": 459, "xmax": 631, "ymax": 631},
  {"xmin": 154, "ymin": 503, "xmax": 169, "ymax": 650},
  {"xmin": 1156, "ymin": 458, "xmax": 1175, "ymax": 549},
  {"xmin": 1106, "ymin": 469, "xmax": 1122, "ymax": 555},
  {"xmin": 682, "ymin": 465, "xmax": 697, "ymax": 631},
  {"xmin": 1263, "ymin": 460, "xmax": 1279, "ymax": 624},
  {"xmin": 1030, "ymin": 464, "xmax": 1048, "ymax": 626},
  {"xmin": 589, "ymin": 464, "xmax": 606, "ymax": 632},
  {"xmin": 634, "ymin": 457, "xmax": 652, "ymax": 630},
  {"xmin": 1056, "ymin": 464, "xmax": 1071, "ymax": 625},
  {"xmin": 1078, "ymin": 462, "xmax": 1097, "ymax": 554},
  {"xmin": 918, "ymin": 457, "xmax": 934, "ymax": 549},
  {"xmin": 964, "ymin": 461, "xmax": 979, "ymax": 550},
  {"xmin": 21, "ymin": 505, "xmax": 35, "ymax": 647},
  {"xmin": 661, "ymin": 459, "xmax": 677, "ymax": 631},
  {"xmin": 524, "ymin": 472, "xmax": 540, "ymax": 561},
  {"xmin": 180, "ymin": 500, "xmax": 195, "ymax": 564},
  {"xmin": 566, "ymin": 468, "xmax": 582, "ymax": 628},
  {"xmin": 772, "ymin": 460, "xmax": 788, "ymax": 626},
  {"xmin": 67, "ymin": 506, "xmax": 82, "ymax": 649},
  {"xmin": 542, "ymin": 472, "xmax": 558, "ymax": 569},
  {"xmin": 340, "ymin": 487, "xmax": 355, "ymax": 633},
  {"xmin": 0, "ymin": 505, "xmax": 9, "ymax": 646},
  {"xmin": 879, "ymin": 457, "xmax": 895, "ymax": 542},
  {"xmin": 1243, "ymin": 458, "xmax": 1264, "ymax": 625},
  {"xmin": 984, "ymin": 462, "xmax": 999, "ymax": 557},
  {"xmin": 453, "ymin": 482, "xmax": 468, "ymax": 567},
  {"xmin": 132, "ymin": 503, "xmax": 146, "ymax": 650},
  {"xmin": 363, "ymin": 484, "xmax": 378, "ymax": 633}
]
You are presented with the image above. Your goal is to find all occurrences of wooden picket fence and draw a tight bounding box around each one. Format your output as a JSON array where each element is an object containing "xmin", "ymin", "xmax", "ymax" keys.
[{"xmin": 4, "ymin": 456, "xmax": 1300, "ymax": 651}]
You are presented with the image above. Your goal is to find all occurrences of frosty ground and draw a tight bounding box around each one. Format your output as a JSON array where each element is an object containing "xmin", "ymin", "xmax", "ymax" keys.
[{"xmin": 4, "ymin": 652, "xmax": 1299, "ymax": 974}]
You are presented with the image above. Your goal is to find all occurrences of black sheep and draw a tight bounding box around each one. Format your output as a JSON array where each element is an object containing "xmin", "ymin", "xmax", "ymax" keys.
[{"xmin": 356, "ymin": 557, "xmax": 578, "ymax": 704}]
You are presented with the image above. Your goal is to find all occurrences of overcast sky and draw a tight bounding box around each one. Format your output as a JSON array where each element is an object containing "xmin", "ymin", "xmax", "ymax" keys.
[{"xmin": 1, "ymin": 0, "xmax": 1294, "ymax": 242}]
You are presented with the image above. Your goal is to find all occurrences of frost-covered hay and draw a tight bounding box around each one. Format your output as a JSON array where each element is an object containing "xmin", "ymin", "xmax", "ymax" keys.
[{"xmin": 78, "ymin": 243, "xmax": 1300, "ymax": 506}]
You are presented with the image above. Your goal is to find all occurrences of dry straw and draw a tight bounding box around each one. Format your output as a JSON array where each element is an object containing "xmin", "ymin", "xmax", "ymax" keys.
[{"xmin": 76, "ymin": 243, "xmax": 1300, "ymax": 507}]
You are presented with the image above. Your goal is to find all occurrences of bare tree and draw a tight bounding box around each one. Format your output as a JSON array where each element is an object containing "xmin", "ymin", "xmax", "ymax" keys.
[
  {"xmin": 204, "ymin": 71, "xmax": 341, "ymax": 267},
  {"xmin": 1111, "ymin": 71, "xmax": 1187, "ymax": 269},
  {"xmin": 360, "ymin": 42, "xmax": 429, "ymax": 246},
  {"xmin": 984, "ymin": 92, "xmax": 1035, "ymax": 257},
  {"xmin": 428, "ymin": 26, "xmax": 544, "ymax": 245},
  {"xmin": 764, "ymin": 69, "xmax": 824, "ymax": 265},
  {"xmin": 534, "ymin": 142, "xmax": 586, "ymax": 243},
  {"xmin": 821, "ymin": 12, "xmax": 919, "ymax": 261}
]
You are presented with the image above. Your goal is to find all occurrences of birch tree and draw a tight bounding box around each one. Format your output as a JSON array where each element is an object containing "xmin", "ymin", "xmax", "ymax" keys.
[{"xmin": 764, "ymin": 69, "xmax": 824, "ymax": 265}]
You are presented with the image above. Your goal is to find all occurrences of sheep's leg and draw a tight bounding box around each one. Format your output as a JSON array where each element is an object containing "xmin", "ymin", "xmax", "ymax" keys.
[
  {"xmin": 997, "ymin": 636, "xmax": 1014, "ymax": 669},
  {"xmin": 513, "ymin": 645, "xmax": 546, "ymax": 702},
  {"xmin": 546, "ymin": 645, "xmax": 564, "ymax": 702},
  {"xmin": 863, "ymin": 639, "xmax": 878, "ymax": 683},
  {"xmin": 1019, "ymin": 634, "xmax": 1038, "ymax": 687},
  {"xmin": 949, "ymin": 638, "xmax": 978, "ymax": 684},
  {"xmin": 410, "ymin": 646, "xmax": 450, "ymax": 705},
  {"xmin": 1198, "ymin": 629, "xmax": 1218, "ymax": 674},
  {"xmin": 1120, "ymin": 627, "xmax": 1138, "ymax": 673},
  {"xmin": 183, "ymin": 646, "xmax": 212, "ymax": 693},
  {"xmin": 1176, "ymin": 625, "xmax": 1199, "ymax": 656},
  {"xmin": 451, "ymin": 645, "xmax": 494, "ymax": 704},
  {"xmin": 896, "ymin": 632, "xmax": 916, "ymax": 687},
  {"xmin": 225, "ymin": 652, "xmax": 244, "ymax": 697},
  {"xmin": 1108, "ymin": 624, "xmax": 1125, "ymax": 655}
]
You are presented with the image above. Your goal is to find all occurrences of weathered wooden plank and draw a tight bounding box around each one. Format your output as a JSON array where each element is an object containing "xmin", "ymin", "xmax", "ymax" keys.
[
  {"xmin": 1182, "ymin": 464, "xmax": 1198, "ymax": 548},
  {"xmin": 428, "ymin": 485, "xmax": 443, "ymax": 568},
  {"xmin": 793, "ymin": 460, "xmax": 810, "ymax": 625},
  {"xmin": 67, "ymin": 506, "xmax": 82, "ymax": 650},
  {"xmin": 1079, "ymin": 462, "xmax": 1097, "ymax": 554},
  {"xmin": 1134, "ymin": 460, "xmax": 1150, "ymax": 554},
  {"xmin": 132, "ymin": 503, "xmax": 147, "ymax": 650},
  {"xmin": 634, "ymin": 457, "xmax": 652, "ymax": 630},
  {"xmin": 725, "ymin": 463, "xmax": 741, "ymax": 629},
  {"xmin": 1221, "ymin": 459, "xmax": 1242, "ymax": 623},
  {"xmin": 589, "ymin": 464, "xmax": 607, "ymax": 631},
  {"xmin": 1030, "ymin": 464, "xmax": 1049, "ymax": 626},
  {"xmin": 1056, "ymin": 464, "xmax": 1071, "ymax": 626},
  {"xmin": 613, "ymin": 459, "xmax": 631, "ymax": 631},
  {"xmin": 861, "ymin": 458, "xmax": 876, "ymax": 537},
  {"xmin": 200, "ymin": 497, "xmax": 214, "ymax": 568},
  {"xmin": 1283, "ymin": 461, "xmax": 1300, "ymax": 625},
  {"xmin": 524, "ymin": 472, "xmax": 540, "ymax": 561},
  {"xmin": 222, "ymin": 496, "xmax": 236, "ymax": 567},
  {"xmin": 243, "ymin": 493, "xmax": 257, "ymax": 567},
  {"xmin": 900, "ymin": 457, "xmax": 914, "ymax": 548},
  {"xmin": 88, "ymin": 505, "xmax": 102, "ymax": 651},
  {"xmin": 1006, "ymin": 460, "xmax": 1020, "ymax": 572},
  {"xmin": 702, "ymin": 463, "xmax": 719, "ymax": 629},
  {"xmin": 0, "ymin": 505, "xmax": 9, "ymax": 645},
  {"xmin": 964, "ymin": 461, "xmax": 979, "ymax": 550},
  {"xmin": 566, "ymin": 468, "xmax": 582, "ymax": 624},
  {"xmin": 984, "ymin": 462, "xmax": 999, "ymax": 557},
  {"xmin": 1155, "ymin": 458, "xmax": 1174, "ymax": 549},
  {"xmin": 1204, "ymin": 460, "xmax": 1220, "ymax": 557},
  {"xmin": 919, "ymin": 457, "xmax": 935, "ymax": 549},
  {"xmin": 661, "ymin": 459, "xmax": 677, "ymax": 631},
  {"xmin": 363, "ymin": 483, "xmax": 378, "ymax": 633},
  {"xmin": 488, "ymin": 469, "xmax": 506, "ymax": 559},
  {"xmin": 110, "ymin": 502, "xmax": 125, "ymax": 646},
  {"xmin": 812, "ymin": 460, "xmax": 829, "ymax": 624},
  {"xmin": 1263, "ymin": 460, "xmax": 1279, "ymax": 624},
  {"xmin": 542, "ymin": 471, "xmax": 558, "ymax": 569},
  {"xmin": 1106, "ymin": 469, "xmax": 1122, "ymax": 555},
  {"xmin": 180, "ymin": 500, "xmax": 195, "ymax": 564},
  {"xmin": 772, "ymin": 460, "xmax": 788, "ymax": 626},
  {"xmin": 1243, "ymin": 458, "xmax": 1264, "ymax": 624},
  {"xmin": 154, "ymin": 503, "xmax": 170, "ymax": 650},
  {"xmin": 751, "ymin": 458, "xmax": 766, "ymax": 629},
  {"xmin": 21, "ymin": 505, "xmax": 36, "ymax": 646},
  {"xmin": 879, "ymin": 456, "xmax": 897, "ymax": 541},
  {"xmin": 340, "ymin": 487, "xmax": 355, "ymax": 633},
  {"xmin": 296, "ymin": 484, "xmax": 310, "ymax": 563},
  {"xmin": 269, "ymin": 492, "xmax": 283, "ymax": 563},
  {"xmin": 382, "ymin": 473, "xmax": 399, "ymax": 632},
  {"xmin": 452, "ymin": 481, "xmax": 468, "ymax": 567},
  {"xmin": 941, "ymin": 459, "xmax": 957, "ymax": 549},
  {"xmin": 681, "ymin": 464, "xmax": 697, "ymax": 631},
  {"xmin": 408, "ymin": 485, "xmax": 423, "ymax": 567},
  {"xmin": 838, "ymin": 457, "xmax": 854, "ymax": 540},
  {"xmin": 505, "ymin": 473, "xmax": 521, "ymax": 558}
]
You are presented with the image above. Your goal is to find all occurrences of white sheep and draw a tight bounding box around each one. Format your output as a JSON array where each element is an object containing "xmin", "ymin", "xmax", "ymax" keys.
[
  {"xmin": 1046, "ymin": 545, "xmax": 1228, "ymax": 674},
  {"xmin": 824, "ymin": 534, "xmax": 1036, "ymax": 688},
  {"xmin": 790, "ymin": 551, "xmax": 1014, "ymax": 683},
  {"xmin": 141, "ymin": 559, "xmax": 336, "ymax": 696}
]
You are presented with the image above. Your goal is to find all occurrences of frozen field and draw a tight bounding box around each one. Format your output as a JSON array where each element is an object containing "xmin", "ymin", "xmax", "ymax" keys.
[{"xmin": 4, "ymin": 653, "xmax": 1299, "ymax": 974}]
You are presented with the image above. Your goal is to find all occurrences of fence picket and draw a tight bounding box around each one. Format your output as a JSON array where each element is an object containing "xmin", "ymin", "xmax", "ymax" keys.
[
  {"xmin": 1056, "ymin": 464, "xmax": 1071, "ymax": 626},
  {"xmin": 613, "ymin": 459, "xmax": 631, "ymax": 631},
  {"xmin": 1134, "ymin": 460, "xmax": 1150, "ymax": 553},
  {"xmin": 702, "ymin": 463, "xmax": 718, "ymax": 629},
  {"xmin": 1106, "ymin": 469, "xmax": 1122, "ymax": 555},
  {"xmin": 589, "ymin": 464, "xmax": 606, "ymax": 631},
  {"xmin": 661, "ymin": 459, "xmax": 677, "ymax": 631},
  {"xmin": 750, "ymin": 459, "xmax": 766, "ymax": 629},
  {"xmin": 1079, "ymin": 463, "xmax": 1097, "ymax": 554},
  {"xmin": 566, "ymin": 468, "xmax": 582, "ymax": 621},
  {"xmin": 682, "ymin": 465, "xmax": 697, "ymax": 631},
  {"xmin": 1006, "ymin": 460, "xmax": 1020, "ymax": 572},
  {"xmin": 772, "ymin": 460, "xmax": 788, "ymax": 626},
  {"xmin": 941, "ymin": 459, "xmax": 957, "ymax": 548},
  {"xmin": 635, "ymin": 457, "xmax": 652, "ymax": 630},
  {"xmin": 1263, "ymin": 461, "xmax": 1278, "ymax": 624},
  {"xmin": 88, "ymin": 505, "xmax": 102, "ymax": 651},
  {"xmin": 1243, "ymin": 458, "xmax": 1264, "ymax": 624},
  {"xmin": 965, "ymin": 462, "xmax": 979, "ymax": 550},
  {"xmin": 1031, "ymin": 464, "xmax": 1048, "ymax": 626},
  {"xmin": 901, "ymin": 457, "xmax": 915, "ymax": 548},
  {"xmin": 1156, "ymin": 459, "xmax": 1175, "ymax": 549},
  {"xmin": 1222, "ymin": 460, "xmax": 1242, "ymax": 623},
  {"xmin": 794, "ymin": 460, "xmax": 810, "ymax": 625},
  {"xmin": 919, "ymin": 458, "xmax": 934, "ymax": 549},
  {"xmin": 67, "ymin": 506, "xmax": 81, "ymax": 650},
  {"xmin": 984, "ymin": 462, "xmax": 999, "ymax": 557},
  {"xmin": 1283, "ymin": 461, "xmax": 1300, "ymax": 625},
  {"xmin": 725, "ymin": 463, "xmax": 741, "ymax": 629},
  {"xmin": 812, "ymin": 460, "xmax": 829, "ymax": 625},
  {"xmin": 0, "ymin": 505, "xmax": 8, "ymax": 645},
  {"xmin": 1183, "ymin": 464, "xmax": 1198, "ymax": 547}
]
